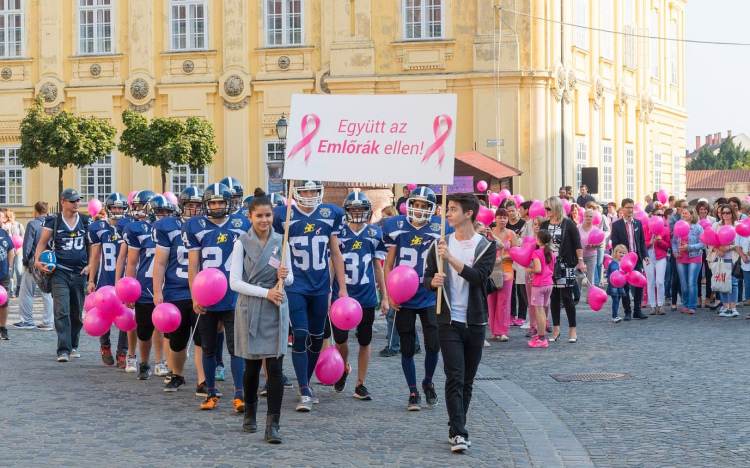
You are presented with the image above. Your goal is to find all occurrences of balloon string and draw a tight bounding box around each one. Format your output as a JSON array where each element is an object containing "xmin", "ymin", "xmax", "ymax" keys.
[{"xmin": 186, "ymin": 314, "xmax": 201, "ymax": 359}]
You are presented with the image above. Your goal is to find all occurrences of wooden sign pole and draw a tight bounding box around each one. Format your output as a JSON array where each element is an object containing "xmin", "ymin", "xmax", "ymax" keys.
[
  {"xmin": 278, "ymin": 179, "xmax": 295, "ymax": 291},
  {"xmin": 435, "ymin": 184, "xmax": 448, "ymax": 315}
]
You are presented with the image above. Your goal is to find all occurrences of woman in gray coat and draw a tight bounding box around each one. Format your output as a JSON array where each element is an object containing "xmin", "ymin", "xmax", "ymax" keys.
[{"xmin": 230, "ymin": 195, "xmax": 293, "ymax": 443}]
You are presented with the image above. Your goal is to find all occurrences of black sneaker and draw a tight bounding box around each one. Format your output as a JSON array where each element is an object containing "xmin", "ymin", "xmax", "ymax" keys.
[
  {"xmin": 378, "ymin": 348, "xmax": 398, "ymax": 357},
  {"xmin": 407, "ymin": 392, "xmax": 421, "ymax": 411},
  {"xmin": 260, "ymin": 383, "xmax": 268, "ymax": 396},
  {"xmin": 283, "ymin": 374, "xmax": 294, "ymax": 389},
  {"xmin": 136, "ymin": 362, "xmax": 152, "ymax": 380},
  {"xmin": 423, "ymin": 383, "xmax": 438, "ymax": 407},
  {"xmin": 449, "ymin": 435, "xmax": 468, "ymax": 453},
  {"xmin": 195, "ymin": 381, "xmax": 207, "ymax": 397},
  {"xmin": 164, "ymin": 375, "xmax": 185, "ymax": 392},
  {"xmin": 334, "ymin": 364, "xmax": 350, "ymax": 393},
  {"xmin": 354, "ymin": 383, "xmax": 372, "ymax": 401},
  {"xmin": 163, "ymin": 371, "xmax": 173, "ymax": 384},
  {"xmin": 0, "ymin": 326, "xmax": 9, "ymax": 340}
]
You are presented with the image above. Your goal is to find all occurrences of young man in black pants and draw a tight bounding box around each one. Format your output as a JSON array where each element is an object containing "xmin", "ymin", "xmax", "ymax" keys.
[{"xmin": 424, "ymin": 193, "xmax": 496, "ymax": 453}]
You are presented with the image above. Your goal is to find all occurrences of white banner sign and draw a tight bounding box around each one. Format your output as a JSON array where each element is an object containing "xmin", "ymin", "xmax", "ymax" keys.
[{"xmin": 283, "ymin": 94, "xmax": 457, "ymax": 184}]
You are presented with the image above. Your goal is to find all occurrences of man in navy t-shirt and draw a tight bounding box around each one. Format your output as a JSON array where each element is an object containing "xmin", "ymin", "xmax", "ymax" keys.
[{"xmin": 35, "ymin": 189, "xmax": 91, "ymax": 362}]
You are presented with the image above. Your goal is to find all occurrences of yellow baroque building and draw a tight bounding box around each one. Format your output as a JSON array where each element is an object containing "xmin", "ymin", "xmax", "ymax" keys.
[{"xmin": 0, "ymin": 0, "xmax": 686, "ymax": 221}]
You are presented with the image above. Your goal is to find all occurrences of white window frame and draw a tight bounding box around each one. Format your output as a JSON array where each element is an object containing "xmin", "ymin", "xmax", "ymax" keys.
[
  {"xmin": 574, "ymin": 0, "xmax": 588, "ymax": 50},
  {"xmin": 78, "ymin": 0, "xmax": 114, "ymax": 55},
  {"xmin": 169, "ymin": 0, "xmax": 208, "ymax": 51},
  {"xmin": 654, "ymin": 152, "xmax": 662, "ymax": 190},
  {"xmin": 169, "ymin": 164, "xmax": 208, "ymax": 193},
  {"xmin": 669, "ymin": 21, "xmax": 678, "ymax": 85},
  {"xmin": 78, "ymin": 153, "xmax": 114, "ymax": 202},
  {"xmin": 0, "ymin": 147, "xmax": 25, "ymax": 205},
  {"xmin": 625, "ymin": 146, "xmax": 635, "ymax": 199},
  {"xmin": 602, "ymin": 144, "xmax": 614, "ymax": 202},
  {"xmin": 623, "ymin": 0, "xmax": 636, "ymax": 68},
  {"xmin": 650, "ymin": 10, "xmax": 659, "ymax": 79},
  {"xmin": 264, "ymin": 0, "xmax": 304, "ymax": 47},
  {"xmin": 0, "ymin": 0, "xmax": 23, "ymax": 59},
  {"xmin": 600, "ymin": 0, "xmax": 613, "ymax": 60},
  {"xmin": 575, "ymin": 140, "xmax": 588, "ymax": 191},
  {"xmin": 672, "ymin": 153, "xmax": 681, "ymax": 198},
  {"xmin": 403, "ymin": 0, "xmax": 444, "ymax": 41}
]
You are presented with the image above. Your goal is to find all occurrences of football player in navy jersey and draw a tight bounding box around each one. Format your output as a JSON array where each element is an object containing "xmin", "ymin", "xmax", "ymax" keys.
[
  {"xmin": 153, "ymin": 188, "xmax": 205, "ymax": 392},
  {"xmin": 382, "ymin": 186, "xmax": 451, "ymax": 411},
  {"xmin": 272, "ymin": 180, "xmax": 348, "ymax": 412},
  {"xmin": 87, "ymin": 193, "xmax": 129, "ymax": 368},
  {"xmin": 183, "ymin": 183, "xmax": 251, "ymax": 412},
  {"xmin": 330, "ymin": 192, "xmax": 388, "ymax": 401}
]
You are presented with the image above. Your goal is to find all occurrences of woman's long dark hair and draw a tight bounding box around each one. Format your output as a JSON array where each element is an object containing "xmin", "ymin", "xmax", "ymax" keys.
[{"xmin": 537, "ymin": 229, "xmax": 553, "ymax": 264}]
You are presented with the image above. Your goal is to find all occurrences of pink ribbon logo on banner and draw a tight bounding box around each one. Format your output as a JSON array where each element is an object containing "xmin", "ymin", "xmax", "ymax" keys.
[
  {"xmin": 287, "ymin": 114, "xmax": 321, "ymax": 164},
  {"xmin": 421, "ymin": 114, "xmax": 452, "ymax": 167}
]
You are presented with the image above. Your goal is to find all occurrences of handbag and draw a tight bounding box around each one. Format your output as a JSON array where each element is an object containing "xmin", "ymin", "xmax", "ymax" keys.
[
  {"xmin": 711, "ymin": 259, "xmax": 733, "ymax": 293},
  {"xmin": 732, "ymin": 259, "xmax": 743, "ymax": 279},
  {"xmin": 551, "ymin": 220, "xmax": 575, "ymax": 287}
]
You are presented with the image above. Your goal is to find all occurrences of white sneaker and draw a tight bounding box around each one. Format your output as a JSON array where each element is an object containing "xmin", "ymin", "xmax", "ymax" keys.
[
  {"xmin": 483, "ymin": 340, "xmax": 491, "ymax": 347},
  {"xmin": 450, "ymin": 435, "xmax": 468, "ymax": 452},
  {"xmin": 448, "ymin": 437, "xmax": 472, "ymax": 447},
  {"xmin": 70, "ymin": 349, "xmax": 81, "ymax": 358},
  {"xmin": 295, "ymin": 395, "xmax": 313, "ymax": 412},
  {"xmin": 520, "ymin": 321, "xmax": 530, "ymax": 329},
  {"xmin": 719, "ymin": 310, "xmax": 731, "ymax": 317},
  {"xmin": 154, "ymin": 361, "xmax": 169, "ymax": 376},
  {"xmin": 57, "ymin": 354, "xmax": 69, "ymax": 362},
  {"xmin": 611, "ymin": 317, "xmax": 623, "ymax": 323},
  {"xmin": 731, "ymin": 309, "xmax": 740, "ymax": 317},
  {"xmin": 125, "ymin": 355, "xmax": 138, "ymax": 373}
]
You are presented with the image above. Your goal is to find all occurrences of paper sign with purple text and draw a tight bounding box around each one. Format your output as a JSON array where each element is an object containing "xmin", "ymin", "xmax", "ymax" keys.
[{"xmin": 283, "ymin": 94, "xmax": 457, "ymax": 184}]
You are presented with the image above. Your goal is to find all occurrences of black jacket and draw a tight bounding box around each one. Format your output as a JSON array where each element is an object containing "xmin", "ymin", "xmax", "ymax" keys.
[
  {"xmin": 423, "ymin": 233, "xmax": 496, "ymax": 326},
  {"xmin": 540, "ymin": 218, "xmax": 582, "ymax": 267},
  {"xmin": 610, "ymin": 217, "xmax": 648, "ymax": 271}
]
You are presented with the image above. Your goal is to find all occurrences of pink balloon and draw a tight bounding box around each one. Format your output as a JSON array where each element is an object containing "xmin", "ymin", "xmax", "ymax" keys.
[
  {"xmin": 127, "ymin": 191, "xmax": 137, "ymax": 203},
  {"xmin": 499, "ymin": 189, "xmax": 511, "ymax": 201},
  {"xmin": 634, "ymin": 211, "xmax": 648, "ymax": 223},
  {"xmin": 115, "ymin": 277, "xmax": 142, "ymax": 303},
  {"xmin": 88, "ymin": 199, "xmax": 103, "ymax": 217},
  {"xmin": 592, "ymin": 211, "xmax": 602, "ymax": 226},
  {"xmin": 163, "ymin": 191, "xmax": 179, "ymax": 206},
  {"xmin": 83, "ymin": 308, "xmax": 112, "ymax": 337},
  {"xmin": 0, "ymin": 285, "xmax": 6, "ymax": 306},
  {"xmin": 699, "ymin": 219, "xmax": 712, "ymax": 230},
  {"xmin": 10, "ymin": 235, "xmax": 22, "ymax": 249},
  {"xmin": 94, "ymin": 286, "xmax": 121, "ymax": 319},
  {"xmin": 330, "ymin": 297, "xmax": 363, "ymax": 331},
  {"xmin": 562, "ymin": 199, "xmax": 571, "ymax": 215},
  {"xmin": 588, "ymin": 286, "xmax": 608, "ymax": 311},
  {"xmin": 399, "ymin": 203, "xmax": 406, "ymax": 215},
  {"xmin": 657, "ymin": 189, "xmax": 669, "ymax": 205},
  {"xmin": 489, "ymin": 193, "xmax": 501, "ymax": 207},
  {"xmin": 84, "ymin": 293, "xmax": 96, "ymax": 312},
  {"xmin": 626, "ymin": 270, "xmax": 648, "ymax": 288},
  {"xmin": 407, "ymin": 184, "xmax": 418, "ymax": 191},
  {"xmin": 648, "ymin": 217, "xmax": 666, "ymax": 236},
  {"xmin": 745, "ymin": 196, "xmax": 750, "ymax": 203},
  {"xmin": 509, "ymin": 244, "xmax": 534, "ymax": 268},
  {"xmin": 718, "ymin": 225, "xmax": 736, "ymax": 245},
  {"xmin": 737, "ymin": 220, "xmax": 750, "ymax": 238},
  {"xmin": 620, "ymin": 252, "xmax": 638, "ymax": 273},
  {"xmin": 513, "ymin": 194, "xmax": 525, "ymax": 206},
  {"xmin": 387, "ymin": 265, "xmax": 420, "ymax": 304},
  {"xmin": 634, "ymin": 203, "xmax": 644, "ymax": 212},
  {"xmin": 529, "ymin": 201, "xmax": 546, "ymax": 218},
  {"xmin": 523, "ymin": 236, "xmax": 536, "ymax": 244},
  {"xmin": 699, "ymin": 229, "xmax": 720, "ymax": 247},
  {"xmin": 477, "ymin": 180, "xmax": 488, "ymax": 192},
  {"xmin": 673, "ymin": 220, "xmax": 690, "ymax": 239},
  {"xmin": 314, "ymin": 347, "xmax": 345, "ymax": 385},
  {"xmin": 476, "ymin": 207, "xmax": 495, "ymax": 225},
  {"xmin": 588, "ymin": 228, "xmax": 605, "ymax": 246},
  {"xmin": 114, "ymin": 306, "xmax": 137, "ymax": 332},
  {"xmin": 153, "ymin": 302, "xmax": 181, "ymax": 333},
  {"xmin": 193, "ymin": 268, "xmax": 228, "ymax": 307},
  {"xmin": 609, "ymin": 270, "xmax": 627, "ymax": 288},
  {"xmin": 603, "ymin": 254, "xmax": 612, "ymax": 270}
]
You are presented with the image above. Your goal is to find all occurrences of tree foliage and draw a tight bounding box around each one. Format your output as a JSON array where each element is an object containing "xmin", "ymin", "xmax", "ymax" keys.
[
  {"xmin": 18, "ymin": 95, "xmax": 117, "ymax": 195},
  {"xmin": 687, "ymin": 136, "xmax": 750, "ymax": 170},
  {"xmin": 118, "ymin": 110, "xmax": 217, "ymax": 192}
]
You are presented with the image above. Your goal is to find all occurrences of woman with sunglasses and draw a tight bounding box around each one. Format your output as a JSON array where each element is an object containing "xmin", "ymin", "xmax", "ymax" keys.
[
  {"xmin": 645, "ymin": 206, "xmax": 670, "ymax": 315},
  {"xmin": 695, "ymin": 201, "xmax": 716, "ymax": 309},
  {"xmin": 710, "ymin": 204, "xmax": 743, "ymax": 317},
  {"xmin": 671, "ymin": 206, "xmax": 705, "ymax": 314}
]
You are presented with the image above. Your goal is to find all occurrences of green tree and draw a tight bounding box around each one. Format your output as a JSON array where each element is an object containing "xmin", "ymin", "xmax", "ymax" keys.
[
  {"xmin": 18, "ymin": 95, "xmax": 117, "ymax": 195},
  {"xmin": 118, "ymin": 110, "xmax": 217, "ymax": 192},
  {"xmin": 687, "ymin": 136, "xmax": 750, "ymax": 170}
]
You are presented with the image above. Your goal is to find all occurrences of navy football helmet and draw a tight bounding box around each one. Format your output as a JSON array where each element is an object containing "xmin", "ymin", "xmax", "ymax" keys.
[
  {"xmin": 343, "ymin": 192, "xmax": 372, "ymax": 224},
  {"xmin": 219, "ymin": 177, "xmax": 244, "ymax": 212},
  {"xmin": 179, "ymin": 187, "xmax": 204, "ymax": 218},
  {"xmin": 292, "ymin": 180, "xmax": 324, "ymax": 208},
  {"xmin": 104, "ymin": 193, "xmax": 128, "ymax": 219},
  {"xmin": 407, "ymin": 187, "xmax": 437, "ymax": 223},
  {"xmin": 130, "ymin": 190, "xmax": 156, "ymax": 219},
  {"xmin": 202, "ymin": 183, "xmax": 232, "ymax": 219},
  {"xmin": 149, "ymin": 195, "xmax": 175, "ymax": 219}
]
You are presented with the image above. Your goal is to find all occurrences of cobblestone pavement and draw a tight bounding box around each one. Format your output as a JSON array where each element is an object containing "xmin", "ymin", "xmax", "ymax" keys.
[{"xmin": 2, "ymin": 294, "xmax": 750, "ymax": 467}]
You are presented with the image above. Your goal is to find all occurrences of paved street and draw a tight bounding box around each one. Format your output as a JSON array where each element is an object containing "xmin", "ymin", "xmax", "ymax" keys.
[{"xmin": 2, "ymin": 295, "xmax": 750, "ymax": 467}]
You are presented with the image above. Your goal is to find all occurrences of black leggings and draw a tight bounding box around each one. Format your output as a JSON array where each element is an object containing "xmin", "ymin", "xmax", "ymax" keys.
[
  {"xmin": 244, "ymin": 356, "xmax": 284, "ymax": 415},
  {"xmin": 551, "ymin": 286, "xmax": 577, "ymax": 328},
  {"xmin": 697, "ymin": 255, "xmax": 712, "ymax": 300}
]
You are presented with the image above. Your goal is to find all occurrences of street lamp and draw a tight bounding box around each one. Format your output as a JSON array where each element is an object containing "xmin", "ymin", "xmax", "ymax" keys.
[{"xmin": 276, "ymin": 113, "xmax": 289, "ymax": 197}]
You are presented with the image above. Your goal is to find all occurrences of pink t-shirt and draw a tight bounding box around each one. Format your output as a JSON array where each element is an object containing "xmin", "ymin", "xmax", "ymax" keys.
[
  {"xmin": 675, "ymin": 238, "xmax": 702, "ymax": 264},
  {"xmin": 531, "ymin": 249, "xmax": 556, "ymax": 286}
]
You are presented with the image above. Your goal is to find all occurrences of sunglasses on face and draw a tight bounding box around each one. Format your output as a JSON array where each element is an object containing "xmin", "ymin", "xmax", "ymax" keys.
[
  {"xmin": 653, "ymin": 213, "xmax": 663, "ymax": 217},
  {"xmin": 544, "ymin": 207, "xmax": 551, "ymax": 211},
  {"xmin": 722, "ymin": 211, "xmax": 732, "ymax": 215}
]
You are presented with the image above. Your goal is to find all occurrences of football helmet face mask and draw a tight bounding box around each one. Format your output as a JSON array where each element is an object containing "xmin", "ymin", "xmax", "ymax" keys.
[
  {"xmin": 406, "ymin": 187, "xmax": 437, "ymax": 223},
  {"xmin": 105, "ymin": 193, "xmax": 129, "ymax": 220},
  {"xmin": 179, "ymin": 187, "xmax": 204, "ymax": 219},
  {"xmin": 202, "ymin": 183, "xmax": 232, "ymax": 219},
  {"xmin": 130, "ymin": 190, "xmax": 156, "ymax": 220},
  {"xmin": 343, "ymin": 192, "xmax": 372, "ymax": 224},
  {"xmin": 292, "ymin": 180, "xmax": 324, "ymax": 208},
  {"xmin": 149, "ymin": 195, "xmax": 176, "ymax": 219},
  {"xmin": 268, "ymin": 193, "xmax": 286, "ymax": 207},
  {"xmin": 219, "ymin": 177, "xmax": 244, "ymax": 212}
]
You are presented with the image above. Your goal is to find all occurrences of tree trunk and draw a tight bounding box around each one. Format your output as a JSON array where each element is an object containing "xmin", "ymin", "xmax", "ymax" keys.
[
  {"xmin": 59, "ymin": 167, "xmax": 63, "ymax": 201},
  {"xmin": 161, "ymin": 169, "xmax": 167, "ymax": 193}
]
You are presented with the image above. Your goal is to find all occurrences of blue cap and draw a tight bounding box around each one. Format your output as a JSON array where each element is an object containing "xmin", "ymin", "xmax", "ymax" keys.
[{"xmin": 60, "ymin": 188, "xmax": 81, "ymax": 202}]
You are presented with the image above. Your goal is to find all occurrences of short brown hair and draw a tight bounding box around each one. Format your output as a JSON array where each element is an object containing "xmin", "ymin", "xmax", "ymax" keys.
[
  {"xmin": 35, "ymin": 201, "xmax": 49, "ymax": 214},
  {"xmin": 675, "ymin": 199, "xmax": 687, "ymax": 209},
  {"xmin": 621, "ymin": 198, "xmax": 634, "ymax": 207}
]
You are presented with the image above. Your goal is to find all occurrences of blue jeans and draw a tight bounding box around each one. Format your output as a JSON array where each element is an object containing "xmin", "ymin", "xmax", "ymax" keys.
[
  {"xmin": 664, "ymin": 257, "xmax": 673, "ymax": 298},
  {"xmin": 743, "ymin": 269, "xmax": 750, "ymax": 301},
  {"xmin": 718, "ymin": 259, "xmax": 739, "ymax": 305},
  {"xmin": 51, "ymin": 268, "xmax": 87, "ymax": 356},
  {"xmin": 676, "ymin": 261, "xmax": 701, "ymax": 311},
  {"xmin": 595, "ymin": 248, "xmax": 604, "ymax": 287},
  {"xmin": 384, "ymin": 307, "xmax": 420, "ymax": 353}
]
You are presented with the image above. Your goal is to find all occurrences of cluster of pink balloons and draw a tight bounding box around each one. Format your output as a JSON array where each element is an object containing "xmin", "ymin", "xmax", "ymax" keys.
[
  {"xmin": 609, "ymin": 252, "xmax": 647, "ymax": 288},
  {"xmin": 83, "ymin": 280, "xmax": 142, "ymax": 337},
  {"xmin": 386, "ymin": 265, "xmax": 419, "ymax": 305},
  {"xmin": 487, "ymin": 189, "xmax": 512, "ymax": 208},
  {"xmin": 329, "ymin": 297, "xmax": 363, "ymax": 331}
]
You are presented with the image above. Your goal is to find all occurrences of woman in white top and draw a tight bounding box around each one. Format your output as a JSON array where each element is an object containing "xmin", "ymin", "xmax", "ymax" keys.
[{"xmin": 709, "ymin": 204, "xmax": 743, "ymax": 317}]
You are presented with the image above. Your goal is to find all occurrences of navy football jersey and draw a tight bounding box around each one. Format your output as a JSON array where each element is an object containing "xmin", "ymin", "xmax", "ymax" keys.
[
  {"xmin": 123, "ymin": 220, "xmax": 156, "ymax": 303},
  {"xmin": 331, "ymin": 224, "xmax": 387, "ymax": 308},
  {"xmin": 43, "ymin": 214, "xmax": 89, "ymax": 272},
  {"xmin": 153, "ymin": 216, "xmax": 191, "ymax": 303},
  {"xmin": 87, "ymin": 220, "xmax": 121, "ymax": 288},
  {"xmin": 382, "ymin": 215, "xmax": 452, "ymax": 309},
  {"xmin": 182, "ymin": 215, "xmax": 252, "ymax": 312},
  {"xmin": 272, "ymin": 204, "xmax": 345, "ymax": 296},
  {"xmin": 114, "ymin": 217, "xmax": 134, "ymax": 241}
]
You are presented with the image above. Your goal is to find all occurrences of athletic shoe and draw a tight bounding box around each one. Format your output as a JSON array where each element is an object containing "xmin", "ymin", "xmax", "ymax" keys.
[
  {"xmin": 136, "ymin": 362, "xmax": 152, "ymax": 380},
  {"xmin": 37, "ymin": 323, "xmax": 53, "ymax": 331},
  {"xmin": 116, "ymin": 352, "xmax": 127, "ymax": 369},
  {"xmin": 163, "ymin": 372, "xmax": 173, "ymax": 384},
  {"xmin": 422, "ymin": 383, "xmax": 438, "ymax": 407},
  {"xmin": 483, "ymin": 340, "xmax": 490, "ymax": 347},
  {"xmin": 407, "ymin": 392, "xmax": 421, "ymax": 411},
  {"xmin": 527, "ymin": 337, "xmax": 549, "ymax": 348},
  {"xmin": 731, "ymin": 309, "xmax": 740, "ymax": 317},
  {"xmin": 719, "ymin": 310, "xmax": 731, "ymax": 317},
  {"xmin": 215, "ymin": 363, "xmax": 226, "ymax": 381},
  {"xmin": 283, "ymin": 374, "xmax": 294, "ymax": 388},
  {"xmin": 512, "ymin": 318, "xmax": 525, "ymax": 326},
  {"xmin": 448, "ymin": 437, "xmax": 472, "ymax": 447},
  {"xmin": 100, "ymin": 345, "xmax": 114, "ymax": 366},
  {"xmin": 70, "ymin": 349, "xmax": 81, "ymax": 358},
  {"xmin": 200, "ymin": 396, "xmax": 220, "ymax": 410},
  {"xmin": 520, "ymin": 321, "xmax": 531, "ymax": 329},
  {"xmin": 164, "ymin": 375, "xmax": 185, "ymax": 392},
  {"xmin": 334, "ymin": 364, "xmax": 351, "ymax": 393},
  {"xmin": 57, "ymin": 354, "xmax": 69, "ymax": 362},
  {"xmin": 125, "ymin": 355, "xmax": 137, "ymax": 373},
  {"xmin": 378, "ymin": 348, "xmax": 399, "ymax": 357},
  {"xmin": 233, "ymin": 398, "xmax": 246, "ymax": 413},
  {"xmin": 154, "ymin": 361, "xmax": 169, "ymax": 377},
  {"xmin": 354, "ymin": 384, "xmax": 372, "ymax": 401},
  {"xmin": 12, "ymin": 321, "xmax": 35, "ymax": 329},
  {"xmin": 260, "ymin": 384, "xmax": 268, "ymax": 396},
  {"xmin": 450, "ymin": 435, "xmax": 468, "ymax": 453},
  {"xmin": 0, "ymin": 327, "xmax": 8, "ymax": 340},
  {"xmin": 545, "ymin": 324, "xmax": 553, "ymax": 334},
  {"xmin": 525, "ymin": 328, "xmax": 537, "ymax": 338},
  {"xmin": 296, "ymin": 395, "xmax": 313, "ymax": 412},
  {"xmin": 195, "ymin": 382, "xmax": 222, "ymax": 397},
  {"xmin": 611, "ymin": 317, "xmax": 623, "ymax": 323}
]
